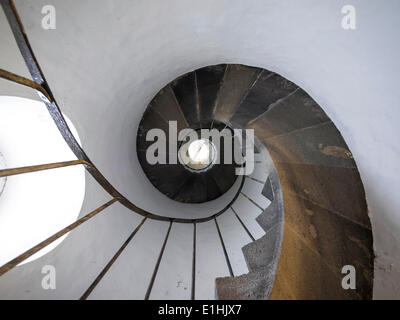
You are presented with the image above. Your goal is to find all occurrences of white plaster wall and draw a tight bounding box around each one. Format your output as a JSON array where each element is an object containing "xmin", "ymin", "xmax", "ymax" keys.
[{"xmin": 0, "ymin": 0, "xmax": 399, "ymax": 298}]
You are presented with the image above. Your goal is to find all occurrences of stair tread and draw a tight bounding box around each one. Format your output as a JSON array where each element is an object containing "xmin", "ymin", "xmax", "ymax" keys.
[
  {"xmin": 171, "ymin": 72, "xmax": 198, "ymax": 125},
  {"xmin": 150, "ymin": 223, "xmax": 193, "ymax": 300},
  {"xmin": 196, "ymin": 64, "xmax": 226, "ymax": 122},
  {"xmin": 216, "ymin": 210, "xmax": 252, "ymax": 276},
  {"xmin": 249, "ymin": 162, "xmax": 269, "ymax": 182},
  {"xmin": 242, "ymin": 178, "xmax": 271, "ymax": 209},
  {"xmin": 213, "ymin": 65, "xmax": 261, "ymax": 122},
  {"xmin": 246, "ymin": 88, "xmax": 330, "ymax": 140},
  {"xmin": 232, "ymin": 194, "xmax": 265, "ymax": 240},
  {"xmin": 196, "ymin": 220, "xmax": 231, "ymax": 299},
  {"xmin": 173, "ymin": 174, "xmax": 208, "ymax": 203},
  {"xmin": 231, "ymin": 71, "xmax": 297, "ymax": 127},
  {"xmin": 149, "ymin": 85, "xmax": 189, "ymax": 133}
]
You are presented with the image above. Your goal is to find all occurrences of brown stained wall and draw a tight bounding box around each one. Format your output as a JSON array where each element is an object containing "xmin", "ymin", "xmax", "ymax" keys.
[
  {"xmin": 210, "ymin": 63, "xmax": 374, "ymax": 299},
  {"xmin": 248, "ymin": 99, "xmax": 374, "ymax": 299}
]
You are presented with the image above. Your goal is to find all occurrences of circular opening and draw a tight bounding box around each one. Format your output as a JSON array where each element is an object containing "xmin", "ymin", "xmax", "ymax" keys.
[
  {"xmin": 179, "ymin": 138, "xmax": 217, "ymax": 172},
  {"xmin": 0, "ymin": 96, "xmax": 85, "ymax": 266}
]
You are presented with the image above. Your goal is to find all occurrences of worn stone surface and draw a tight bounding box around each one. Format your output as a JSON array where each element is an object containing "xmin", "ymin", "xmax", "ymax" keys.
[
  {"xmin": 171, "ymin": 72, "xmax": 198, "ymax": 125},
  {"xmin": 231, "ymin": 72, "xmax": 297, "ymax": 127},
  {"xmin": 170, "ymin": 173, "xmax": 207, "ymax": 203},
  {"xmin": 283, "ymin": 192, "xmax": 374, "ymax": 298},
  {"xmin": 226, "ymin": 63, "xmax": 375, "ymax": 299},
  {"xmin": 256, "ymin": 169, "xmax": 284, "ymax": 233},
  {"xmin": 247, "ymin": 88, "xmax": 330, "ymax": 140},
  {"xmin": 149, "ymin": 85, "xmax": 189, "ymax": 133},
  {"xmin": 242, "ymin": 222, "xmax": 283, "ymax": 272},
  {"xmin": 196, "ymin": 64, "xmax": 226, "ymax": 122},
  {"xmin": 216, "ymin": 266, "xmax": 276, "ymax": 300},
  {"xmin": 256, "ymin": 199, "xmax": 283, "ymax": 234},
  {"xmin": 137, "ymin": 71, "xmax": 239, "ymax": 203},
  {"xmin": 264, "ymin": 121, "xmax": 355, "ymax": 168},
  {"xmin": 261, "ymin": 176, "xmax": 274, "ymax": 201},
  {"xmin": 207, "ymin": 164, "xmax": 237, "ymax": 195},
  {"xmin": 213, "ymin": 65, "xmax": 261, "ymax": 123},
  {"xmin": 266, "ymin": 158, "xmax": 372, "ymax": 299},
  {"xmin": 137, "ymin": 107, "xmax": 169, "ymax": 152},
  {"xmin": 275, "ymin": 162, "xmax": 371, "ymax": 229},
  {"xmin": 137, "ymin": 150, "xmax": 192, "ymax": 198},
  {"xmin": 267, "ymin": 271, "xmax": 295, "ymax": 299},
  {"xmin": 270, "ymin": 225, "xmax": 367, "ymax": 299}
]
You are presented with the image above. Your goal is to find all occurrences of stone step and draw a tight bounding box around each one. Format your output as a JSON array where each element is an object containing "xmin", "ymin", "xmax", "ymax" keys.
[
  {"xmin": 241, "ymin": 177, "xmax": 271, "ymax": 209},
  {"xmin": 216, "ymin": 265, "xmax": 276, "ymax": 300},
  {"xmin": 171, "ymin": 71, "xmax": 198, "ymax": 126},
  {"xmin": 242, "ymin": 223, "xmax": 283, "ymax": 272},
  {"xmin": 246, "ymin": 88, "xmax": 329, "ymax": 141},
  {"xmin": 196, "ymin": 64, "xmax": 226, "ymax": 122},
  {"xmin": 231, "ymin": 194, "xmax": 265, "ymax": 240},
  {"xmin": 149, "ymin": 85, "xmax": 189, "ymax": 133},
  {"xmin": 149, "ymin": 223, "xmax": 193, "ymax": 300},
  {"xmin": 213, "ymin": 65, "xmax": 261, "ymax": 123},
  {"xmin": 231, "ymin": 71, "xmax": 297, "ymax": 127},
  {"xmin": 195, "ymin": 220, "xmax": 231, "ymax": 299},
  {"xmin": 216, "ymin": 210, "xmax": 252, "ymax": 276},
  {"xmin": 249, "ymin": 161, "xmax": 269, "ymax": 183}
]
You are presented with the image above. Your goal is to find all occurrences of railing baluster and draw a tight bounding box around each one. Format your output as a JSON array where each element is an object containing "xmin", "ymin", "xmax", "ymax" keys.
[
  {"xmin": 191, "ymin": 222, "xmax": 196, "ymax": 300},
  {"xmin": 0, "ymin": 198, "xmax": 118, "ymax": 277},
  {"xmin": 0, "ymin": 160, "xmax": 90, "ymax": 178},
  {"xmin": 0, "ymin": 68, "xmax": 43, "ymax": 91},
  {"xmin": 80, "ymin": 217, "xmax": 147, "ymax": 300},
  {"xmin": 0, "ymin": 0, "xmax": 44, "ymax": 84},
  {"xmin": 144, "ymin": 221, "xmax": 173, "ymax": 300}
]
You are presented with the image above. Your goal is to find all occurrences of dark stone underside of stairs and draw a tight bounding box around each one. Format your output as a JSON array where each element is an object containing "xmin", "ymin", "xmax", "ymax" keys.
[
  {"xmin": 137, "ymin": 66, "xmax": 239, "ymax": 203},
  {"xmin": 136, "ymin": 63, "xmax": 373, "ymax": 299}
]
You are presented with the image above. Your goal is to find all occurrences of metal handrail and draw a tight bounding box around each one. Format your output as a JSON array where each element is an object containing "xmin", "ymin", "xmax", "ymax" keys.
[
  {"xmin": 0, "ymin": 198, "xmax": 119, "ymax": 277},
  {"xmin": 0, "ymin": 0, "xmax": 244, "ymax": 224},
  {"xmin": 0, "ymin": 0, "xmax": 247, "ymax": 286}
]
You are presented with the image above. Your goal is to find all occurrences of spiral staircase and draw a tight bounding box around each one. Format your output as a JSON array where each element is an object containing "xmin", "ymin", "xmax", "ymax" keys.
[{"xmin": 0, "ymin": 0, "xmax": 380, "ymax": 299}]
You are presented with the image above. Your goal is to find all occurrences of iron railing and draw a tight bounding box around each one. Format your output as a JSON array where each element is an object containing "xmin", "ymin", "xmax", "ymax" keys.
[{"xmin": 0, "ymin": 0, "xmax": 265, "ymax": 300}]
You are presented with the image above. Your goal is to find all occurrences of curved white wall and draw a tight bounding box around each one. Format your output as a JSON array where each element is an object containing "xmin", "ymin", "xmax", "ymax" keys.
[{"xmin": 0, "ymin": 0, "xmax": 399, "ymax": 298}]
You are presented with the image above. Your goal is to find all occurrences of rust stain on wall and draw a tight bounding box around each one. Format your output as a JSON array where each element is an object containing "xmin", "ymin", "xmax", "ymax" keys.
[{"xmin": 319, "ymin": 144, "xmax": 353, "ymax": 159}]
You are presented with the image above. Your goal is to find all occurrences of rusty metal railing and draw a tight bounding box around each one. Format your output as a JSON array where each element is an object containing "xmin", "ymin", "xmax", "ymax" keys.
[{"xmin": 0, "ymin": 0, "xmax": 247, "ymax": 296}]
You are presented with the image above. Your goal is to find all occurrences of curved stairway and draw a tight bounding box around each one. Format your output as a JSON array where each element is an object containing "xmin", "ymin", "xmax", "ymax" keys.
[
  {"xmin": 130, "ymin": 64, "xmax": 290, "ymax": 299},
  {"xmin": 0, "ymin": 1, "xmax": 374, "ymax": 300}
]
